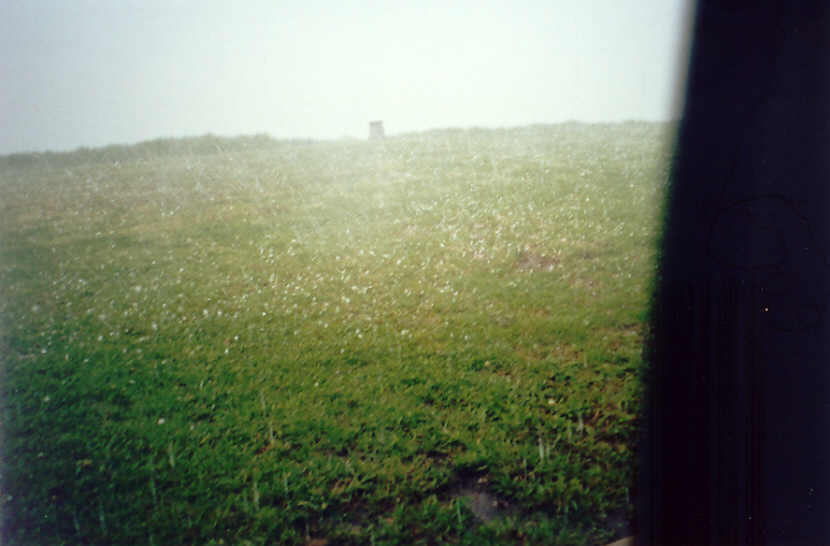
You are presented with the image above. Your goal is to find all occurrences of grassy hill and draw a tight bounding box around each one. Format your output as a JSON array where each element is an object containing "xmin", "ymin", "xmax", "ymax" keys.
[{"xmin": 0, "ymin": 123, "xmax": 671, "ymax": 544}]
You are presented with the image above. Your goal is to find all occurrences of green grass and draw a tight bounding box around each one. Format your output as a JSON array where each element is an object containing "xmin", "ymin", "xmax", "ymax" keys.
[{"xmin": 0, "ymin": 122, "xmax": 670, "ymax": 545}]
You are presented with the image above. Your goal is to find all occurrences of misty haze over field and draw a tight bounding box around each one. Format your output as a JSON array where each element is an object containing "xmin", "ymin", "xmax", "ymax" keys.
[{"xmin": 1, "ymin": 0, "xmax": 691, "ymax": 155}]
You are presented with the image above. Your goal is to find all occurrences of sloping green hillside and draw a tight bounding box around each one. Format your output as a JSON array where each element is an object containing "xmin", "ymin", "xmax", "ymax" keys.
[{"xmin": 0, "ymin": 123, "xmax": 670, "ymax": 545}]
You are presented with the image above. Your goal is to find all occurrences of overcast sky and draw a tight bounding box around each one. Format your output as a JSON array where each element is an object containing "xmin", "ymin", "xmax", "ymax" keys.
[{"xmin": 0, "ymin": 0, "xmax": 692, "ymax": 154}]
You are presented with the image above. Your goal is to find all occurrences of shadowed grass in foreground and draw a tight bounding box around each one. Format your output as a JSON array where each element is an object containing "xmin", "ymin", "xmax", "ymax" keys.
[{"xmin": 0, "ymin": 123, "xmax": 669, "ymax": 544}]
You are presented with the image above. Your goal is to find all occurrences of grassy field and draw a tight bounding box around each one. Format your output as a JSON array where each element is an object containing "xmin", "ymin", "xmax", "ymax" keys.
[{"xmin": 0, "ymin": 123, "xmax": 670, "ymax": 545}]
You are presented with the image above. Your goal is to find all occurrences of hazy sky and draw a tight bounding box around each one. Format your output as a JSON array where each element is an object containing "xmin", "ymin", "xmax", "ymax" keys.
[{"xmin": 1, "ymin": 0, "xmax": 692, "ymax": 154}]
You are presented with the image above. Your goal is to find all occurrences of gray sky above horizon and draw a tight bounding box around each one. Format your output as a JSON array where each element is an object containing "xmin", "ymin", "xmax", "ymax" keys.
[{"xmin": 1, "ymin": 0, "xmax": 692, "ymax": 155}]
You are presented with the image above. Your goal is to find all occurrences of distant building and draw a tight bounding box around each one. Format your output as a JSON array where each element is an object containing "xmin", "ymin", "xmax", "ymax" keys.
[{"xmin": 369, "ymin": 121, "xmax": 385, "ymax": 140}]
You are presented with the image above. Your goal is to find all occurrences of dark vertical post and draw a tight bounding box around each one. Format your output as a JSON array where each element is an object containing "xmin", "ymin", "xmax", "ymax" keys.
[{"xmin": 639, "ymin": 3, "xmax": 830, "ymax": 545}]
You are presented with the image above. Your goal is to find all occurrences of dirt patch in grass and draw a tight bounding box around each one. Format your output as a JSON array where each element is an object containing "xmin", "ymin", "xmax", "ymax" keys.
[
  {"xmin": 516, "ymin": 248, "xmax": 561, "ymax": 271},
  {"xmin": 444, "ymin": 469, "xmax": 516, "ymax": 524},
  {"xmin": 440, "ymin": 468, "xmax": 635, "ymax": 544}
]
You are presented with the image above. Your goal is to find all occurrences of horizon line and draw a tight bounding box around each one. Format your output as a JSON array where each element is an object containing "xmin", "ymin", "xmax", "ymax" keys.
[{"xmin": 1, "ymin": 118, "xmax": 680, "ymax": 158}]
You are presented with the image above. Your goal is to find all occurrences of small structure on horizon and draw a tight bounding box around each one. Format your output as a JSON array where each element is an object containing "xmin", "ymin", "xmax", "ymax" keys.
[{"xmin": 369, "ymin": 120, "xmax": 385, "ymax": 140}]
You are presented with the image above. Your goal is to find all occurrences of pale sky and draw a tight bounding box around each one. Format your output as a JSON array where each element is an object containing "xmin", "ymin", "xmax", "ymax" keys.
[{"xmin": 0, "ymin": 0, "xmax": 692, "ymax": 154}]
